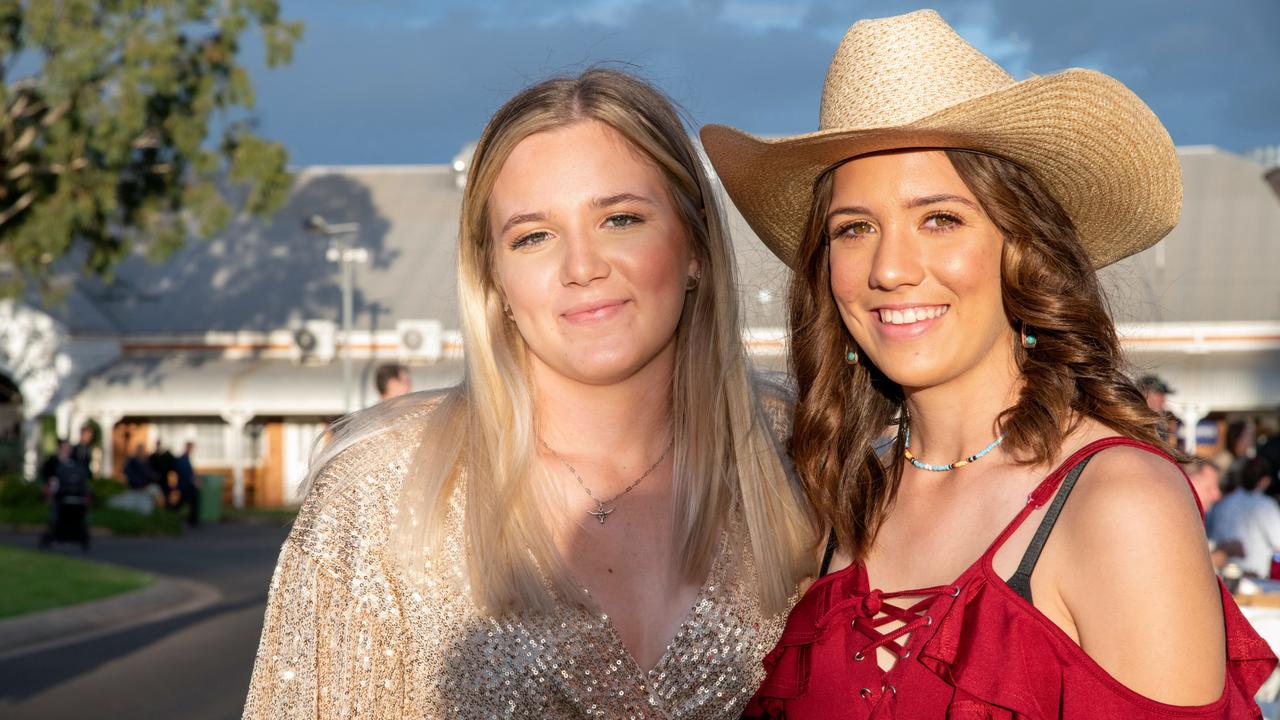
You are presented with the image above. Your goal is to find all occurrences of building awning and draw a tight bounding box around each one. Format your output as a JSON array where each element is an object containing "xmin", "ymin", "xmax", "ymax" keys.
[{"xmin": 72, "ymin": 355, "xmax": 464, "ymax": 418}]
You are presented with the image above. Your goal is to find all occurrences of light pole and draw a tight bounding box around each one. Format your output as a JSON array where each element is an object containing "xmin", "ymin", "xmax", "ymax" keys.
[{"xmin": 303, "ymin": 214, "xmax": 367, "ymax": 414}]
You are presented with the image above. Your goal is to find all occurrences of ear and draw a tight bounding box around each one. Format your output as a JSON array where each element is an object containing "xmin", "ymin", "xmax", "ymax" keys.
[{"xmin": 687, "ymin": 253, "xmax": 702, "ymax": 280}]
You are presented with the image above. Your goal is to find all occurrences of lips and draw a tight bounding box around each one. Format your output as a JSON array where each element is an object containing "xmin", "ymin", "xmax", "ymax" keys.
[{"xmin": 560, "ymin": 298, "xmax": 629, "ymax": 323}]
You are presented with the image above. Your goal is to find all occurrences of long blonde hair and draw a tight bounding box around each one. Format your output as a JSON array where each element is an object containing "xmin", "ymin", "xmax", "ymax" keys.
[{"xmin": 313, "ymin": 68, "xmax": 815, "ymax": 615}]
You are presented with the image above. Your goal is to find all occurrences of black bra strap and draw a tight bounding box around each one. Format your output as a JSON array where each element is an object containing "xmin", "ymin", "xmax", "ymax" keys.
[
  {"xmin": 819, "ymin": 529, "xmax": 838, "ymax": 577},
  {"xmin": 1006, "ymin": 455, "xmax": 1095, "ymax": 603}
]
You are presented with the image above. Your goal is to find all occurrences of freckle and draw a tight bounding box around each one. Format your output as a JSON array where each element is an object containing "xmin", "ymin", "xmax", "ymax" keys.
[{"xmin": 608, "ymin": 568, "xmax": 613, "ymax": 573}]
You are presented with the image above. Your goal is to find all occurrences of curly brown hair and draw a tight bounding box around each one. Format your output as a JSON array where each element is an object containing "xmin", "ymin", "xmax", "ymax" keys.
[{"xmin": 788, "ymin": 149, "xmax": 1180, "ymax": 562}]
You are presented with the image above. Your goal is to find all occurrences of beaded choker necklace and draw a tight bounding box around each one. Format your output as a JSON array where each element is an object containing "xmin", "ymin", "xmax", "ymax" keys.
[{"xmin": 903, "ymin": 427, "xmax": 1006, "ymax": 472}]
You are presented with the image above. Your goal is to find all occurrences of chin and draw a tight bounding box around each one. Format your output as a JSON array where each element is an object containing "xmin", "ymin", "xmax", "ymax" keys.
[
  {"xmin": 564, "ymin": 358, "xmax": 651, "ymax": 386},
  {"xmin": 869, "ymin": 353, "xmax": 950, "ymax": 391}
]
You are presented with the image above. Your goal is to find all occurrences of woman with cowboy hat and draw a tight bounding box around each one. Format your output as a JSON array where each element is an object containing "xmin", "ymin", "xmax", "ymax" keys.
[{"xmin": 702, "ymin": 10, "xmax": 1276, "ymax": 719}]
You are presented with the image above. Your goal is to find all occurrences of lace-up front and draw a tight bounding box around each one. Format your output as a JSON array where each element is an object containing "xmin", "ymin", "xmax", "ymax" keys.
[
  {"xmin": 816, "ymin": 584, "xmax": 959, "ymax": 670},
  {"xmin": 743, "ymin": 438, "xmax": 1278, "ymax": 720}
]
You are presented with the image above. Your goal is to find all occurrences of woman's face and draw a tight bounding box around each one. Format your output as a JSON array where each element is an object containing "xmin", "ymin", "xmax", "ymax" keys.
[
  {"xmin": 490, "ymin": 119, "xmax": 699, "ymax": 387},
  {"xmin": 826, "ymin": 150, "xmax": 1013, "ymax": 391}
]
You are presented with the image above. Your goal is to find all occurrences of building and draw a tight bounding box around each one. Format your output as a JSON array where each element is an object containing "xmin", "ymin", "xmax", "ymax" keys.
[
  {"xmin": 0, "ymin": 146, "xmax": 1276, "ymax": 506},
  {"xmin": 1100, "ymin": 146, "xmax": 1280, "ymax": 452}
]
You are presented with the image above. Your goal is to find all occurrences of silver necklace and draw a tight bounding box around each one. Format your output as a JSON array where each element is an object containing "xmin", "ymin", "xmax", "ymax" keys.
[{"xmin": 539, "ymin": 435, "xmax": 674, "ymax": 524}]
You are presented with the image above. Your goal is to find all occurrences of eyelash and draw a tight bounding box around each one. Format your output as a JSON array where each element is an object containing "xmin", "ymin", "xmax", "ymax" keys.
[
  {"xmin": 831, "ymin": 211, "xmax": 963, "ymax": 239},
  {"xmin": 508, "ymin": 213, "xmax": 644, "ymax": 250}
]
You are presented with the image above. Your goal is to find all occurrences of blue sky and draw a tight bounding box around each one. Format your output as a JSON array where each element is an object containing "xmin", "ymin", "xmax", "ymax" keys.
[{"xmin": 243, "ymin": 0, "xmax": 1279, "ymax": 165}]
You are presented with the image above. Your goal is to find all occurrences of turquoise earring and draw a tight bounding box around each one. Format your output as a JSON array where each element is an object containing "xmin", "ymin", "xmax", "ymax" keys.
[
  {"xmin": 845, "ymin": 346, "xmax": 859, "ymax": 365},
  {"xmin": 1021, "ymin": 325, "xmax": 1037, "ymax": 349}
]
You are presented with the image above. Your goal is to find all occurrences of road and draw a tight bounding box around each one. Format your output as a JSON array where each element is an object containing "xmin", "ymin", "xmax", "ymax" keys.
[{"xmin": 0, "ymin": 522, "xmax": 289, "ymax": 720}]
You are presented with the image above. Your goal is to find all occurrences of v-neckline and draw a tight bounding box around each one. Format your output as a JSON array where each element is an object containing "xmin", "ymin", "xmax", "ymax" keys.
[{"xmin": 586, "ymin": 525, "xmax": 729, "ymax": 680}]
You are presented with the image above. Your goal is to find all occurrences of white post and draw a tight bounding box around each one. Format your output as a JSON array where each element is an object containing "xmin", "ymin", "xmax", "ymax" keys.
[
  {"xmin": 21, "ymin": 415, "xmax": 39, "ymax": 481},
  {"xmin": 55, "ymin": 402, "xmax": 74, "ymax": 440},
  {"xmin": 222, "ymin": 409, "xmax": 252, "ymax": 508},
  {"xmin": 96, "ymin": 411, "xmax": 122, "ymax": 479},
  {"xmin": 1170, "ymin": 402, "xmax": 1210, "ymax": 454}
]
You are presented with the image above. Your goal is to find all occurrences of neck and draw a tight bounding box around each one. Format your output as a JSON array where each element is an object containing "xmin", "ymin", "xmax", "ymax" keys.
[
  {"xmin": 531, "ymin": 342, "xmax": 675, "ymax": 460},
  {"xmin": 902, "ymin": 338, "xmax": 1021, "ymax": 464}
]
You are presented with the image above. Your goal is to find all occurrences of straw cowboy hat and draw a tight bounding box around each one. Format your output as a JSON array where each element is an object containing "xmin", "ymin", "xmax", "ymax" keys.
[{"xmin": 700, "ymin": 9, "xmax": 1181, "ymax": 269}]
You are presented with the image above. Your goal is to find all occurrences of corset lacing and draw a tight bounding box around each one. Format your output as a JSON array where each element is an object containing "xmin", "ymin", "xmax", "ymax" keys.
[{"xmin": 815, "ymin": 583, "xmax": 961, "ymax": 704}]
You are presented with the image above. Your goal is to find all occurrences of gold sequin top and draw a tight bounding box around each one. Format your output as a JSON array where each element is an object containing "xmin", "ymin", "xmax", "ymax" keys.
[{"xmin": 242, "ymin": 392, "xmax": 797, "ymax": 719}]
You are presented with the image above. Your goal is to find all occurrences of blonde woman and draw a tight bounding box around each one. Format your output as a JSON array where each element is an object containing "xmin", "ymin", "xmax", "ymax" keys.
[{"xmin": 241, "ymin": 68, "xmax": 817, "ymax": 719}]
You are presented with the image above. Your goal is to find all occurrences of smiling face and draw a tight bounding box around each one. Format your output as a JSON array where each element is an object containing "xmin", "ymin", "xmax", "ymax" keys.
[
  {"xmin": 489, "ymin": 119, "xmax": 699, "ymax": 387},
  {"xmin": 827, "ymin": 150, "xmax": 1015, "ymax": 392}
]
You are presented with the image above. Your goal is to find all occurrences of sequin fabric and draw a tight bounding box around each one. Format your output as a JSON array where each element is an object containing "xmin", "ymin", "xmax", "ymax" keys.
[{"xmin": 243, "ymin": 388, "xmax": 796, "ymax": 719}]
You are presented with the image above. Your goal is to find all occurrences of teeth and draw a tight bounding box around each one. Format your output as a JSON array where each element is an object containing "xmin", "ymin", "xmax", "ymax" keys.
[{"xmin": 878, "ymin": 305, "xmax": 948, "ymax": 325}]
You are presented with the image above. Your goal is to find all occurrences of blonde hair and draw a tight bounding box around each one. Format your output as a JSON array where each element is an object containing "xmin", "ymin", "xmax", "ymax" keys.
[{"xmin": 312, "ymin": 68, "xmax": 815, "ymax": 615}]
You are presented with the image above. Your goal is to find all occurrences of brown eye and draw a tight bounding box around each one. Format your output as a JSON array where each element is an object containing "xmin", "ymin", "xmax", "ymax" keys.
[
  {"xmin": 834, "ymin": 220, "xmax": 876, "ymax": 239},
  {"xmin": 924, "ymin": 213, "xmax": 960, "ymax": 230}
]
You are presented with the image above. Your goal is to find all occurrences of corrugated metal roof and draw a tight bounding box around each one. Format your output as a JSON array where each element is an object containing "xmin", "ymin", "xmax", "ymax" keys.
[
  {"xmin": 1101, "ymin": 148, "xmax": 1280, "ymax": 323},
  {"xmin": 67, "ymin": 146, "xmax": 1277, "ymax": 336}
]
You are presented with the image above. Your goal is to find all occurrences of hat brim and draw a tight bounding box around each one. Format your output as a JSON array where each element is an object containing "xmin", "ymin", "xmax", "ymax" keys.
[{"xmin": 701, "ymin": 69, "xmax": 1181, "ymax": 270}]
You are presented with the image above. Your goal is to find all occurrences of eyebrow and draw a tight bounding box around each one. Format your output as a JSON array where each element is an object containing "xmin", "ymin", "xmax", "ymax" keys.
[
  {"xmin": 500, "ymin": 211, "xmax": 546, "ymax": 236},
  {"xmin": 499, "ymin": 193, "xmax": 656, "ymax": 235},
  {"xmin": 826, "ymin": 193, "xmax": 980, "ymax": 224},
  {"xmin": 591, "ymin": 192, "xmax": 656, "ymax": 209}
]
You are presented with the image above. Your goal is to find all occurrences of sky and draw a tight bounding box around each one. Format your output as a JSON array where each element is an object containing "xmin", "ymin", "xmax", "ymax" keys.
[{"xmin": 240, "ymin": 0, "xmax": 1280, "ymax": 166}]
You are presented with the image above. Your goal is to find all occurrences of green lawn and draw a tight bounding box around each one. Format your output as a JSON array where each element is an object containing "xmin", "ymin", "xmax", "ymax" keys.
[
  {"xmin": 0, "ymin": 545, "xmax": 153, "ymax": 619},
  {"xmin": 222, "ymin": 506, "xmax": 298, "ymax": 527}
]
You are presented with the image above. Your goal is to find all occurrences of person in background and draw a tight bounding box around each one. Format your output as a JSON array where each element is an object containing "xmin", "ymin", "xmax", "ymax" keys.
[
  {"xmin": 1138, "ymin": 374, "xmax": 1172, "ymax": 413},
  {"xmin": 39, "ymin": 438, "xmax": 68, "ymax": 488},
  {"xmin": 1137, "ymin": 374, "xmax": 1179, "ymax": 441},
  {"xmin": 1210, "ymin": 456, "xmax": 1280, "ymax": 578},
  {"xmin": 70, "ymin": 423, "xmax": 95, "ymax": 474},
  {"xmin": 149, "ymin": 441, "xmax": 175, "ymax": 507},
  {"xmin": 39, "ymin": 438, "xmax": 92, "ymax": 551},
  {"xmin": 1217, "ymin": 420, "xmax": 1254, "ymax": 493},
  {"xmin": 1183, "ymin": 457, "xmax": 1242, "ymax": 570},
  {"xmin": 173, "ymin": 441, "xmax": 200, "ymax": 527},
  {"xmin": 123, "ymin": 443, "xmax": 155, "ymax": 491},
  {"xmin": 374, "ymin": 362, "xmax": 412, "ymax": 401},
  {"xmin": 1185, "ymin": 457, "xmax": 1223, "ymax": 513}
]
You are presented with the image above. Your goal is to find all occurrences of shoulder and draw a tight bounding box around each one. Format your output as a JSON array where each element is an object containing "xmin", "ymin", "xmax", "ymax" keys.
[
  {"xmin": 288, "ymin": 388, "xmax": 460, "ymax": 568},
  {"xmin": 1051, "ymin": 439, "xmax": 1226, "ymax": 703},
  {"xmin": 1059, "ymin": 439, "xmax": 1209, "ymax": 587},
  {"xmin": 750, "ymin": 370, "xmax": 796, "ymax": 441},
  {"xmin": 1066, "ymin": 442, "xmax": 1200, "ymax": 523}
]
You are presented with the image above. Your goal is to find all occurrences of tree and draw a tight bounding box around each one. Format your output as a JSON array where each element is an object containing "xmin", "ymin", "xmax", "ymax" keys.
[{"xmin": 0, "ymin": 0, "xmax": 302, "ymax": 296}]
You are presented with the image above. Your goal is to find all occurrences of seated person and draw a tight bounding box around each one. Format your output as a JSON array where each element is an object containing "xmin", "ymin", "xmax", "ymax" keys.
[{"xmin": 1210, "ymin": 456, "xmax": 1280, "ymax": 577}]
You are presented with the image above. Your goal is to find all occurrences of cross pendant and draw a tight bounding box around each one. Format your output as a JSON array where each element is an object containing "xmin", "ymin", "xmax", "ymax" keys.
[{"xmin": 588, "ymin": 503, "xmax": 614, "ymax": 524}]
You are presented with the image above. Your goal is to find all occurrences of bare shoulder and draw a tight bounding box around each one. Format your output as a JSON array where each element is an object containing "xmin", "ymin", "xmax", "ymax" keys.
[
  {"xmin": 1051, "ymin": 438, "xmax": 1225, "ymax": 704},
  {"xmin": 1067, "ymin": 442, "xmax": 1199, "ymax": 520}
]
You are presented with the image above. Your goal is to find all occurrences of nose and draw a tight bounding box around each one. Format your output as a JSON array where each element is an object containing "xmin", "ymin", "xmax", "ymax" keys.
[
  {"xmin": 867, "ymin": 223, "xmax": 924, "ymax": 291},
  {"xmin": 559, "ymin": 227, "xmax": 610, "ymax": 287}
]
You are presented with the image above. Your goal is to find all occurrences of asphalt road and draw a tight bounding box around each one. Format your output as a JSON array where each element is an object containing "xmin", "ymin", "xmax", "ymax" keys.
[{"xmin": 0, "ymin": 522, "xmax": 290, "ymax": 720}]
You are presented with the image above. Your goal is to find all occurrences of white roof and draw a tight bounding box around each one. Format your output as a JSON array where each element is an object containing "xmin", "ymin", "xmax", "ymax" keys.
[{"xmin": 74, "ymin": 355, "xmax": 464, "ymax": 418}]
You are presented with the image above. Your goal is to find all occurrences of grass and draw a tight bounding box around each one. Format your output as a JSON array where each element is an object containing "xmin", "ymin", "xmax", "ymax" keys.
[
  {"xmin": 222, "ymin": 506, "xmax": 298, "ymax": 527},
  {"xmin": 0, "ymin": 545, "xmax": 153, "ymax": 619},
  {"xmin": 0, "ymin": 476, "xmax": 184, "ymax": 536}
]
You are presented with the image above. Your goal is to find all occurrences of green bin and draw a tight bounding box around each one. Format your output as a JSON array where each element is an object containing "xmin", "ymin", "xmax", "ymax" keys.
[{"xmin": 198, "ymin": 474, "xmax": 224, "ymax": 524}]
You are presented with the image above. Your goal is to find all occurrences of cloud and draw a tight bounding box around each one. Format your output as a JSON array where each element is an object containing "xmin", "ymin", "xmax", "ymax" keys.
[{"xmin": 250, "ymin": 0, "xmax": 1277, "ymax": 164}]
